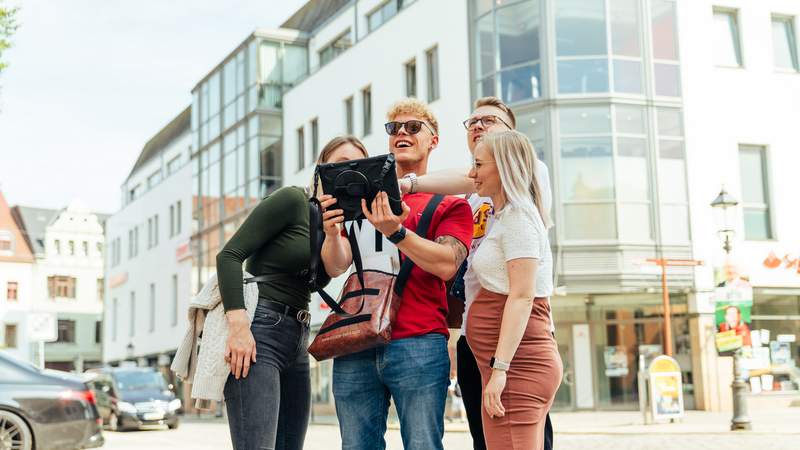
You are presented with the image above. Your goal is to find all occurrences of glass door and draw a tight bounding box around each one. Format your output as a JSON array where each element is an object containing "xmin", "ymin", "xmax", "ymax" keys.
[{"xmin": 552, "ymin": 325, "xmax": 574, "ymax": 409}]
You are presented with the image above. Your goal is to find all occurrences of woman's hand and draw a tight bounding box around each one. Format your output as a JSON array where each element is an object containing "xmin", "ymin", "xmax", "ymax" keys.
[
  {"xmin": 224, "ymin": 309, "xmax": 256, "ymax": 379},
  {"xmin": 319, "ymin": 194, "xmax": 344, "ymax": 237},
  {"xmin": 483, "ymin": 370, "xmax": 507, "ymax": 419}
]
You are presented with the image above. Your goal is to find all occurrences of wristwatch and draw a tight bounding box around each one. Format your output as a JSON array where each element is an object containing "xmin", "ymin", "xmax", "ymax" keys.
[
  {"xmin": 403, "ymin": 173, "xmax": 418, "ymax": 194},
  {"xmin": 387, "ymin": 226, "xmax": 407, "ymax": 244},
  {"xmin": 490, "ymin": 356, "xmax": 511, "ymax": 371}
]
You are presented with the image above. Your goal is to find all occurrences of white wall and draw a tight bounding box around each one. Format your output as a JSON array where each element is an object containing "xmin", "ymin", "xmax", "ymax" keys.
[
  {"xmin": 0, "ymin": 262, "xmax": 34, "ymax": 362},
  {"xmin": 104, "ymin": 132, "xmax": 193, "ymax": 362},
  {"xmin": 680, "ymin": 0, "xmax": 800, "ymax": 300},
  {"xmin": 282, "ymin": 0, "xmax": 473, "ymax": 324}
]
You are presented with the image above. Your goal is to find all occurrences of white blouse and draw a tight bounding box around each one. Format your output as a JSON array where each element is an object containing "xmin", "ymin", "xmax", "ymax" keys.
[{"xmin": 470, "ymin": 205, "xmax": 553, "ymax": 299}]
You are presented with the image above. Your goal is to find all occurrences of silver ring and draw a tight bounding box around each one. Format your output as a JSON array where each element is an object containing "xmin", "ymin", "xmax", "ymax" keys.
[{"xmin": 296, "ymin": 310, "xmax": 310, "ymax": 324}]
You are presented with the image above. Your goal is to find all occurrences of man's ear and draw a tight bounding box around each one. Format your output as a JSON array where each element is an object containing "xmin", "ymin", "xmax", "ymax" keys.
[{"xmin": 429, "ymin": 134, "xmax": 439, "ymax": 152}]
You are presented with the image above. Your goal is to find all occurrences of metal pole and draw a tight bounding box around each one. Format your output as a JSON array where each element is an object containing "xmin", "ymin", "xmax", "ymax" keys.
[
  {"xmin": 731, "ymin": 348, "xmax": 752, "ymax": 430},
  {"xmin": 661, "ymin": 262, "xmax": 673, "ymax": 356}
]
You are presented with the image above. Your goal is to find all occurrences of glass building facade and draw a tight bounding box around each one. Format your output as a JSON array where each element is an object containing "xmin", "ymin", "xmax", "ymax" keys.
[
  {"xmin": 470, "ymin": 0, "xmax": 693, "ymax": 410},
  {"xmin": 190, "ymin": 33, "xmax": 308, "ymax": 288}
]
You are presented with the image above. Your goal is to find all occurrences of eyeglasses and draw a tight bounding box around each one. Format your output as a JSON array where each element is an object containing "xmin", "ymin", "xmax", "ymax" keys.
[
  {"xmin": 462, "ymin": 115, "xmax": 513, "ymax": 130},
  {"xmin": 384, "ymin": 120, "xmax": 435, "ymax": 136}
]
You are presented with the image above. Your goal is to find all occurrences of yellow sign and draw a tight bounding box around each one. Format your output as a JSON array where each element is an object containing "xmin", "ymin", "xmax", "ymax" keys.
[{"xmin": 648, "ymin": 355, "xmax": 684, "ymax": 421}]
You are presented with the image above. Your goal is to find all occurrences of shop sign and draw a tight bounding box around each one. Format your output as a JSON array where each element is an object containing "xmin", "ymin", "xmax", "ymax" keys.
[
  {"xmin": 604, "ymin": 346, "xmax": 629, "ymax": 377},
  {"xmin": 109, "ymin": 272, "xmax": 128, "ymax": 289},
  {"xmin": 714, "ymin": 278, "xmax": 753, "ymax": 355},
  {"xmin": 648, "ymin": 355, "xmax": 684, "ymax": 421},
  {"xmin": 27, "ymin": 312, "xmax": 57, "ymax": 342},
  {"xmin": 762, "ymin": 251, "xmax": 800, "ymax": 273},
  {"xmin": 176, "ymin": 241, "xmax": 192, "ymax": 262}
]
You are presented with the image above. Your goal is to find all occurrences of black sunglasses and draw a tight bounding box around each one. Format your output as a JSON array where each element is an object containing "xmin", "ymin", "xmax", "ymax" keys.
[{"xmin": 384, "ymin": 120, "xmax": 436, "ymax": 136}]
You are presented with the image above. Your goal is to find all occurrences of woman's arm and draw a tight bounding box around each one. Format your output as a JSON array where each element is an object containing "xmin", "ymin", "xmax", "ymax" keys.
[
  {"xmin": 319, "ymin": 195, "xmax": 353, "ymax": 277},
  {"xmin": 399, "ymin": 168, "xmax": 475, "ymax": 196},
  {"xmin": 483, "ymin": 257, "xmax": 538, "ymax": 418}
]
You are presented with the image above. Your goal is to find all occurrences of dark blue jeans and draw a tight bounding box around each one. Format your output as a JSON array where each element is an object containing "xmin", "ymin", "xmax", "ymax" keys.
[
  {"xmin": 224, "ymin": 301, "xmax": 311, "ymax": 450},
  {"xmin": 332, "ymin": 333, "xmax": 450, "ymax": 450}
]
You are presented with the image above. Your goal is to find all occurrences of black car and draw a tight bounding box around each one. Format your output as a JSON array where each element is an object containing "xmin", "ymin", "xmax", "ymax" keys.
[
  {"xmin": 0, "ymin": 351, "xmax": 104, "ymax": 450},
  {"xmin": 84, "ymin": 367, "xmax": 180, "ymax": 431}
]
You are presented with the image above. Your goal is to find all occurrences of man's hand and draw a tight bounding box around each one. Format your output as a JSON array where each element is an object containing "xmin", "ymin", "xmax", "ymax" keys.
[
  {"xmin": 319, "ymin": 194, "xmax": 344, "ymax": 237},
  {"xmin": 361, "ymin": 191, "xmax": 410, "ymax": 236},
  {"xmin": 483, "ymin": 370, "xmax": 507, "ymax": 419},
  {"xmin": 224, "ymin": 309, "xmax": 256, "ymax": 380}
]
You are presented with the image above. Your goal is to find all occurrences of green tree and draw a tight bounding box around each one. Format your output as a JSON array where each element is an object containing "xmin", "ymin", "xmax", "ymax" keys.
[{"xmin": 0, "ymin": 1, "xmax": 19, "ymax": 74}]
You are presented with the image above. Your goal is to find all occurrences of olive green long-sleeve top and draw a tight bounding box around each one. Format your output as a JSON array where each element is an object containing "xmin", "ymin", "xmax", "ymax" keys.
[{"xmin": 216, "ymin": 186, "xmax": 329, "ymax": 311}]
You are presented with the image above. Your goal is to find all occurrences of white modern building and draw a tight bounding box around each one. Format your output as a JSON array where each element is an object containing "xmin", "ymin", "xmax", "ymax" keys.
[
  {"xmin": 0, "ymin": 190, "xmax": 35, "ymax": 363},
  {"xmin": 103, "ymin": 108, "xmax": 193, "ymax": 369},
  {"xmin": 273, "ymin": 0, "xmax": 800, "ymax": 412},
  {"xmin": 12, "ymin": 201, "xmax": 107, "ymax": 371}
]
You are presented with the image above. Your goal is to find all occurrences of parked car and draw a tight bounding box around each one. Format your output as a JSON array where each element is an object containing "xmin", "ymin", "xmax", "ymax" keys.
[
  {"xmin": 84, "ymin": 367, "xmax": 180, "ymax": 431},
  {"xmin": 0, "ymin": 351, "xmax": 104, "ymax": 450}
]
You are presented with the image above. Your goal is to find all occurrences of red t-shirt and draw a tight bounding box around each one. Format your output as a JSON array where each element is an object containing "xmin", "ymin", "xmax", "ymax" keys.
[{"xmin": 392, "ymin": 193, "xmax": 473, "ymax": 340}]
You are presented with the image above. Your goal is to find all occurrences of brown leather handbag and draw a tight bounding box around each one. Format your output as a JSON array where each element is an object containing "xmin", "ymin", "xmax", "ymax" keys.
[{"xmin": 307, "ymin": 194, "xmax": 443, "ymax": 361}]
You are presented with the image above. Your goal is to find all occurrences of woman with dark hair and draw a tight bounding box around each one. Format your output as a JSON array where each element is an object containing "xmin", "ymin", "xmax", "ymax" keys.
[{"xmin": 217, "ymin": 136, "xmax": 368, "ymax": 450}]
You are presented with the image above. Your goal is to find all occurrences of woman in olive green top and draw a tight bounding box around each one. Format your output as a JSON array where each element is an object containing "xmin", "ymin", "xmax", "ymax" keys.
[{"xmin": 217, "ymin": 136, "xmax": 368, "ymax": 450}]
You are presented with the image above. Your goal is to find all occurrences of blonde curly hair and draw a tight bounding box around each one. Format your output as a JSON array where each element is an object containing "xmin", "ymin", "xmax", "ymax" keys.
[{"xmin": 386, "ymin": 98, "xmax": 439, "ymax": 135}]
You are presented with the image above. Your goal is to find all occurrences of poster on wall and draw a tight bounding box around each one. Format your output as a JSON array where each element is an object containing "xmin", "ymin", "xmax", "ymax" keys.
[
  {"xmin": 714, "ymin": 278, "xmax": 753, "ymax": 355},
  {"xmin": 649, "ymin": 355, "xmax": 684, "ymax": 421},
  {"xmin": 604, "ymin": 346, "xmax": 629, "ymax": 377}
]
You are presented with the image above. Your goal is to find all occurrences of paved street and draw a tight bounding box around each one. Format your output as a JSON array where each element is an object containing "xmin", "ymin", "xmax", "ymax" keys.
[{"xmin": 102, "ymin": 414, "xmax": 800, "ymax": 450}]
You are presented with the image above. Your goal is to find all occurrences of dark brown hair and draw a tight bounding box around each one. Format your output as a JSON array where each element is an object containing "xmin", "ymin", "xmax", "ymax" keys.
[{"xmin": 474, "ymin": 96, "xmax": 517, "ymax": 129}]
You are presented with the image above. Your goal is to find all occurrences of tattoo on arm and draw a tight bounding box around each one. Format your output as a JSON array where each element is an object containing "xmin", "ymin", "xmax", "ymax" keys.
[{"xmin": 435, "ymin": 235, "xmax": 468, "ymax": 270}]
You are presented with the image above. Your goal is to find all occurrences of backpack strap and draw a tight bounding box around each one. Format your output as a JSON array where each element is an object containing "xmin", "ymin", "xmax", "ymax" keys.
[{"xmin": 394, "ymin": 194, "xmax": 444, "ymax": 296}]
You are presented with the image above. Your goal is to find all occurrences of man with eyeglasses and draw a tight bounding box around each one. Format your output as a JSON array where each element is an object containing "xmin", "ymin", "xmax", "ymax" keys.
[
  {"xmin": 399, "ymin": 96, "xmax": 554, "ymax": 450},
  {"xmin": 323, "ymin": 98, "xmax": 473, "ymax": 450}
]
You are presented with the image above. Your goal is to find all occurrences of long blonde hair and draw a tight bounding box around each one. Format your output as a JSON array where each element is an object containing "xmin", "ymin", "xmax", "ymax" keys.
[{"xmin": 481, "ymin": 130, "xmax": 551, "ymax": 228}]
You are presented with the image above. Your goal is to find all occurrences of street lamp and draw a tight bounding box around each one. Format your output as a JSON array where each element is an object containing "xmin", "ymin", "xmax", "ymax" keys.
[{"xmin": 710, "ymin": 187, "xmax": 751, "ymax": 431}]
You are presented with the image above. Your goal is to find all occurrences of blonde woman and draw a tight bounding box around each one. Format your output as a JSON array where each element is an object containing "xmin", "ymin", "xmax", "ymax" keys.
[{"xmin": 465, "ymin": 130, "xmax": 561, "ymax": 450}]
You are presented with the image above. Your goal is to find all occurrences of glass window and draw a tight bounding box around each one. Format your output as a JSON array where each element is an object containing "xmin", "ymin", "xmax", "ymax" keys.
[
  {"xmin": 555, "ymin": 0, "xmax": 607, "ymax": 56},
  {"xmin": 739, "ymin": 145, "xmax": 772, "ymax": 240},
  {"xmin": 474, "ymin": 0, "xmax": 493, "ymax": 17},
  {"xmin": 248, "ymin": 40, "xmax": 257, "ymax": 86},
  {"xmin": 284, "ymin": 45, "xmax": 308, "ymax": 85},
  {"xmin": 772, "ymin": 17, "xmax": 799, "ymax": 71},
  {"xmin": 500, "ymin": 64, "xmax": 541, "ymax": 103},
  {"xmin": 497, "ymin": 1, "xmax": 541, "ymax": 67},
  {"xmin": 713, "ymin": 9, "xmax": 743, "ymax": 67},
  {"xmin": 651, "ymin": 0, "xmax": 678, "ymax": 60},
  {"xmin": 224, "ymin": 59, "xmax": 236, "ymax": 105},
  {"xmin": 475, "ymin": 13, "xmax": 495, "ymax": 78},
  {"xmin": 237, "ymin": 146, "xmax": 246, "ymax": 191},
  {"xmin": 654, "ymin": 63, "xmax": 681, "ymax": 97},
  {"xmin": 224, "ymin": 151, "xmax": 237, "ymax": 194},
  {"xmin": 560, "ymin": 105, "xmax": 612, "ymax": 135},
  {"xmin": 259, "ymin": 115, "xmax": 282, "ymax": 137},
  {"xmin": 311, "ymin": 119, "xmax": 319, "ymax": 161},
  {"xmin": 613, "ymin": 60, "xmax": 643, "ymax": 94},
  {"xmin": 209, "ymin": 161, "xmax": 221, "ymax": 198},
  {"xmin": 616, "ymin": 138, "xmax": 649, "ymax": 201},
  {"xmin": 319, "ymin": 30, "xmax": 352, "ymax": 67},
  {"xmin": 248, "ymin": 137, "xmax": 260, "ymax": 183},
  {"xmin": 208, "ymin": 73, "xmax": 221, "ymax": 117},
  {"xmin": 478, "ymin": 76, "xmax": 496, "ymax": 98},
  {"xmin": 658, "ymin": 143, "xmax": 687, "ymax": 203},
  {"xmin": 619, "ymin": 203, "xmax": 652, "ymax": 241},
  {"xmin": 368, "ymin": 9, "xmax": 382, "ymax": 32},
  {"xmin": 344, "ymin": 97, "xmax": 354, "ymax": 134},
  {"xmin": 236, "ymin": 52, "xmax": 246, "ymax": 94},
  {"xmin": 560, "ymin": 137, "xmax": 615, "ymax": 201},
  {"xmin": 426, "ymin": 46, "xmax": 440, "ymax": 102},
  {"xmin": 296, "ymin": 127, "xmax": 305, "ymax": 171},
  {"xmin": 657, "ymin": 108, "xmax": 683, "ymax": 136},
  {"xmin": 660, "ymin": 204, "xmax": 689, "ymax": 243},
  {"xmin": 558, "ymin": 59, "xmax": 609, "ymax": 94},
  {"xmin": 260, "ymin": 42, "xmax": 281, "ymax": 84},
  {"xmin": 405, "ymin": 60, "xmax": 417, "ymax": 97},
  {"xmin": 615, "ymin": 105, "xmax": 645, "ymax": 135},
  {"xmin": 610, "ymin": 0, "xmax": 641, "ymax": 57},
  {"xmin": 564, "ymin": 204, "xmax": 616, "ymax": 239},
  {"xmin": 57, "ymin": 320, "xmax": 76, "ymax": 343},
  {"xmin": 362, "ymin": 87, "xmax": 372, "ymax": 136}
]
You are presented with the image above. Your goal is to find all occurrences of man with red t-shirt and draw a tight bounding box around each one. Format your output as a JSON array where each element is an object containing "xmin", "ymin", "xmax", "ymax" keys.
[{"xmin": 320, "ymin": 98, "xmax": 472, "ymax": 450}]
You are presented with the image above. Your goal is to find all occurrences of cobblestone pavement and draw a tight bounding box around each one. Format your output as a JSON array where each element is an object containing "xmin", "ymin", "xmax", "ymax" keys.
[{"xmin": 103, "ymin": 421, "xmax": 800, "ymax": 450}]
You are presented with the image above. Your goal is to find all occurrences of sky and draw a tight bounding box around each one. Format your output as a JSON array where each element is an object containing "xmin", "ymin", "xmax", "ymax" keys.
[{"xmin": 0, "ymin": 0, "xmax": 306, "ymax": 213}]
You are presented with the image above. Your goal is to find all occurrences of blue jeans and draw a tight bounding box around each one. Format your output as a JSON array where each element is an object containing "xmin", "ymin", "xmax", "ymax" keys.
[
  {"xmin": 332, "ymin": 333, "xmax": 450, "ymax": 450},
  {"xmin": 224, "ymin": 300, "xmax": 311, "ymax": 450}
]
